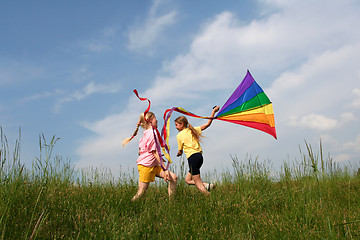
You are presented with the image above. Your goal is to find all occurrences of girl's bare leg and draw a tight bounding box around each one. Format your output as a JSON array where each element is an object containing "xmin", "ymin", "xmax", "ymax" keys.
[
  {"xmin": 185, "ymin": 172, "xmax": 209, "ymax": 189},
  {"xmin": 132, "ymin": 181, "xmax": 149, "ymax": 201},
  {"xmin": 191, "ymin": 174, "xmax": 209, "ymax": 195},
  {"xmin": 157, "ymin": 170, "xmax": 178, "ymax": 197},
  {"xmin": 167, "ymin": 171, "xmax": 177, "ymax": 196}
]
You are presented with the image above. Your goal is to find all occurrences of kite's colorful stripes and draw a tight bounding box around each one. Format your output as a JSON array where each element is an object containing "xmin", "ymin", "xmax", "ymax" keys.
[{"xmin": 215, "ymin": 70, "xmax": 277, "ymax": 139}]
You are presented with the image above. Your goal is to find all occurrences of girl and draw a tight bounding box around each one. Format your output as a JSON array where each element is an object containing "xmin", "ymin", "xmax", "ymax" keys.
[
  {"xmin": 175, "ymin": 106, "xmax": 219, "ymax": 194},
  {"xmin": 123, "ymin": 111, "xmax": 177, "ymax": 201}
]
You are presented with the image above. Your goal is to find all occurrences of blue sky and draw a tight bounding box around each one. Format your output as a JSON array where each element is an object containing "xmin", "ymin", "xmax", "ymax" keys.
[{"xmin": 1, "ymin": 0, "xmax": 360, "ymax": 177}]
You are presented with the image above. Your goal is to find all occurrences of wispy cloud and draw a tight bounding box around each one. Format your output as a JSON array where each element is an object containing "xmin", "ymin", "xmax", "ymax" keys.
[
  {"xmin": 348, "ymin": 88, "xmax": 360, "ymax": 108},
  {"xmin": 127, "ymin": 0, "xmax": 178, "ymax": 53},
  {"xmin": 78, "ymin": 27, "xmax": 117, "ymax": 53},
  {"xmin": 22, "ymin": 89, "xmax": 65, "ymax": 102},
  {"xmin": 289, "ymin": 114, "xmax": 338, "ymax": 131},
  {"xmin": 341, "ymin": 112, "xmax": 357, "ymax": 122},
  {"xmin": 22, "ymin": 81, "xmax": 121, "ymax": 113},
  {"xmin": 54, "ymin": 81, "xmax": 122, "ymax": 113},
  {"xmin": 322, "ymin": 133, "xmax": 360, "ymax": 163},
  {"xmin": 0, "ymin": 61, "xmax": 44, "ymax": 86},
  {"xmin": 79, "ymin": 42, "xmax": 112, "ymax": 53},
  {"xmin": 343, "ymin": 134, "xmax": 360, "ymax": 153}
]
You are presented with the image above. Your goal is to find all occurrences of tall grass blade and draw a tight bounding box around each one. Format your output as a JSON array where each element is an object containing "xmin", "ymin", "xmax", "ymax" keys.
[{"xmin": 24, "ymin": 187, "xmax": 44, "ymax": 239}]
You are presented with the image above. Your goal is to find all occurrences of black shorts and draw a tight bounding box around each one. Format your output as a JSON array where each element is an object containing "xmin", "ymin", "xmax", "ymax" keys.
[{"xmin": 188, "ymin": 152, "xmax": 203, "ymax": 176}]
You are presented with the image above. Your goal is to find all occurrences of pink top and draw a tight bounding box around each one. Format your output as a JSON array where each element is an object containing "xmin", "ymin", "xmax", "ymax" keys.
[{"xmin": 137, "ymin": 129, "xmax": 159, "ymax": 167}]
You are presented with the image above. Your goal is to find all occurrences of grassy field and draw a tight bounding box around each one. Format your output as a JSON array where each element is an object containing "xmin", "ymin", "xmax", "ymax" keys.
[{"xmin": 1, "ymin": 130, "xmax": 360, "ymax": 239}]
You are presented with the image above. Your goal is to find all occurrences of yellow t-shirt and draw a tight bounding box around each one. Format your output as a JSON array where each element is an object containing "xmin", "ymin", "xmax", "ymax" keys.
[{"xmin": 176, "ymin": 127, "xmax": 202, "ymax": 159}]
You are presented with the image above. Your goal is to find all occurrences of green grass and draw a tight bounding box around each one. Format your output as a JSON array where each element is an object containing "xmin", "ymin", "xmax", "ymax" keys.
[{"xmin": 1, "ymin": 129, "xmax": 360, "ymax": 239}]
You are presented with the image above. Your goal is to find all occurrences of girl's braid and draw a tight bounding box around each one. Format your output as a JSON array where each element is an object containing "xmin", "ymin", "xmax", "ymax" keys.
[{"xmin": 122, "ymin": 121, "xmax": 141, "ymax": 147}]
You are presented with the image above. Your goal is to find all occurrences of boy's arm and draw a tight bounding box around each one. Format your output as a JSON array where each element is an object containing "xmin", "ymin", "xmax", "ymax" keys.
[{"xmin": 200, "ymin": 106, "xmax": 220, "ymax": 131}]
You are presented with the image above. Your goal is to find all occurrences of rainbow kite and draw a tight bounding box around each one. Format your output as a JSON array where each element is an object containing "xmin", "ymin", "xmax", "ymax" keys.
[{"xmin": 215, "ymin": 70, "xmax": 277, "ymax": 139}]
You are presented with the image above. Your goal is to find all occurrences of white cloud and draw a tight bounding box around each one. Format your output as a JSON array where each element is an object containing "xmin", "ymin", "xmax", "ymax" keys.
[
  {"xmin": 317, "ymin": 133, "xmax": 360, "ymax": 164},
  {"xmin": 76, "ymin": 99, "xmax": 146, "ymax": 170},
  {"xmin": 127, "ymin": 0, "xmax": 178, "ymax": 52},
  {"xmin": 353, "ymin": 88, "xmax": 360, "ymax": 96},
  {"xmin": 0, "ymin": 61, "xmax": 44, "ymax": 86},
  {"xmin": 341, "ymin": 112, "xmax": 357, "ymax": 122},
  {"xmin": 76, "ymin": 131, "xmax": 128, "ymax": 169},
  {"xmin": 78, "ymin": 27, "xmax": 117, "ymax": 53},
  {"xmin": 349, "ymin": 88, "xmax": 360, "ymax": 108},
  {"xmin": 343, "ymin": 134, "xmax": 360, "ymax": 153},
  {"xmin": 76, "ymin": 0, "xmax": 360, "ymax": 173},
  {"xmin": 22, "ymin": 89, "xmax": 65, "ymax": 102},
  {"xmin": 268, "ymin": 44, "xmax": 360, "ymax": 144},
  {"xmin": 54, "ymin": 81, "xmax": 122, "ymax": 113},
  {"xmin": 289, "ymin": 114, "xmax": 338, "ymax": 131},
  {"xmin": 288, "ymin": 112, "xmax": 356, "ymax": 131},
  {"xmin": 80, "ymin": 42, "xmax": 112, "ymax": 53},
  {"xmin": 319, "ymin": 134, "xmax": 338, "ymax": 146},
  {"xmin": 333, "ymin": 153, "xmax": 352, "ymax": 163}
]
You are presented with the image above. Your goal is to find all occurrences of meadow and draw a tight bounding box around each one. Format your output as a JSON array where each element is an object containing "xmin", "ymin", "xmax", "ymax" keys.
[{"xmin": 1, "ymin": 129, "xmax": 360, "ymax": 239}]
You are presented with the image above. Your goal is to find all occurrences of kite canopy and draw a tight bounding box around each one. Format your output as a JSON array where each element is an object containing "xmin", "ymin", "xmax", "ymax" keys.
[{"xmin": 216, "ymin": 70, "xmax": 277, "ymax": 139}]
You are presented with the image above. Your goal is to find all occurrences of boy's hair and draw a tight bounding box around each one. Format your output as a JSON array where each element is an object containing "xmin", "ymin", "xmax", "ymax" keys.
[
  {"xmin": 175, "ymin": 116, "xmax": 203, "ymax": 142},
  {"xmin": 122, "ymin": 112, "xmax": 155, "ymax": 146}
]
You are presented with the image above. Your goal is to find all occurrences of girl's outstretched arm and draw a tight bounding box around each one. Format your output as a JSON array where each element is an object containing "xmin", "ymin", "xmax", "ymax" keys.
[{"xmin": 200, "ymin": 106, "xmax": 220, "ymax": 131}]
